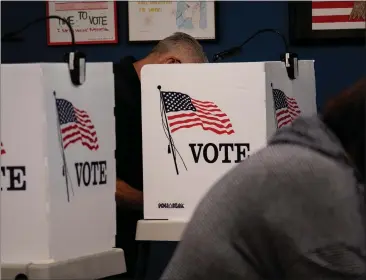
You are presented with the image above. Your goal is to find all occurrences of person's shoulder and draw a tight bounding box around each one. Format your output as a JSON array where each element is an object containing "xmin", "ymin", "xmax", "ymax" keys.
[
  {"xmin": 114, "ymin": 58, "xmax": 136, "ymax": 83},
  {"xmin": 113, "ymin": 56, "xmax": 137, "ymax": 72},
  {"xmin": 206, "ymin": 143, "xmax": 356, "ymax": 209},
  {"xmin": 255, "ymin": 144, "xmax": 354, "ymax": 184},
  {"xmin": 114, "ymin": 56, "xmax": 141, "ymax": 106},
  {"xmin": 241, "ymin": 143, "xmax": 355, "ymax": 188}
]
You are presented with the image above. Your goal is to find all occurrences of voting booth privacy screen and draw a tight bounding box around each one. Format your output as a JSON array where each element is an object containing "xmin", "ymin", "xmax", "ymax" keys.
[
  {"xmin": 141, "ymin": 61, "xmax": 317, "ymax": 220},
  {"xmin": 1, "ymin": 63, "xmax": 116, "ymax": 263}
]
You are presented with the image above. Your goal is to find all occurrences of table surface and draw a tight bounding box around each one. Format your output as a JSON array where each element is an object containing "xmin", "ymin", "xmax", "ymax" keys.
[
  {"xmin": 135, "ymin": 220, "xmax": 188, "ymax": 241},
  {"xmin": 1, "ymin": 248, "xmax": 126, "ymax": 280}
]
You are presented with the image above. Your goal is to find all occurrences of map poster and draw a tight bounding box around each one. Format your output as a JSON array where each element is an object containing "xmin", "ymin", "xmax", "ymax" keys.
[{"xmin": 128, "ymin": 1, "xmax": 216, "ymax": 42}]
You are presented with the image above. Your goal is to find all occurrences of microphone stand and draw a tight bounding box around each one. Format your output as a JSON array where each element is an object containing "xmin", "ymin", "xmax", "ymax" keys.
[
  {"xmin": 212, "ymin": 28, "xmax": 298, "ymax": 80},
  {"xmin": 1, "ymin": 15, "xmax": 86, "ymax": 86}
]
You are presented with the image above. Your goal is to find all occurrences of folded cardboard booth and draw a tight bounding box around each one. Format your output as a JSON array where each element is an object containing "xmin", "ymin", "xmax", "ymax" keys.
[
  {"xmin": 0, "ymin": 63, "xmax": 125, "ymax": 279},
  {"xmin": 140, "ymin": 61, "xmax": 317, "ymax": 223}
]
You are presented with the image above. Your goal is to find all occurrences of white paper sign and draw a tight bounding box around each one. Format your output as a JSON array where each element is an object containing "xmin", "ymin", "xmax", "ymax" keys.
[
  {"xmin": 1, "ymin": 63, "xmax": 116, "ymax": 263},
  {"xmin": 47, "ymin": 1, "xmax": 118, "ymax": 45},
  {"xmin": 141, "ymin": 61, "xmax": 317, "ymax": 220},
  {"xmin": 128, "ymin": 1, "xmax": 216, "ymax": 41}
]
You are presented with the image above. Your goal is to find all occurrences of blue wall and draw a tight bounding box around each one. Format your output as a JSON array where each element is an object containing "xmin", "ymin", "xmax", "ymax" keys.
[
  {"xmin": 2, "ymin": 1, "xmax": 365, "ymax": 109},
  {"xmin": 1, "ymin": 2, "xmax": 365, "ymax": 278}
]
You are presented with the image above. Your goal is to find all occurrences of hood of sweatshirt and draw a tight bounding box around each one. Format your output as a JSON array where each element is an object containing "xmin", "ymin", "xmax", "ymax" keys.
[{"xmin": 269, "ymin": 115, "xmax": 363, "ymax": 183}]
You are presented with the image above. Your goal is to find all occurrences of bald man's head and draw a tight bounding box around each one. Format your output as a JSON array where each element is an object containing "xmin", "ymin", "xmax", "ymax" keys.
[
  {"xmin": 148, "ymin": 32, "xmax": 208, "ymax": 64},
  {"xmin": 133, "ymin": 32, "xmax": 207, "ymax": 79}
]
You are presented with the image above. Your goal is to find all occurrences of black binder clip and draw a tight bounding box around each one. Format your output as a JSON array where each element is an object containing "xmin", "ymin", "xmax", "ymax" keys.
[
  {"xmin": 1, "ymin": 15, "xmax": 86, "ymax": 86},
  {"xmin": 64, "ymin": 51, "xmax": 86, "ymax": 86},
  {"xmin": 281, "ymin": 52, "xmax": 298, "ymax": 80}
]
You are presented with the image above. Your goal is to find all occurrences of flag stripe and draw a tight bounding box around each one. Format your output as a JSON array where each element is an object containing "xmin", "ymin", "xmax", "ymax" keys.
[
  {"xmin": 312, "ymin": 1, "xmax": 355, "ymax": 9},
  {"xmin": 312, "ymin": 15, "xmax": 365, "ymax": 23},
  {"xmin": 312, "ymin": 8, "xmax": 353, "ymax": 16},
  {"xmin": 191, "ymin": 98, "xmax": 215, "ymax": 106},
  {"xmin": 194, "ymin": 104, "xmax": 222, "ymax": 113},
  {"xmin": 0, "ymin": 142, "xmax": 6, "ymax": 155},
  {"xmin": 171, "ymin": 123, "xmax": 235, "ymax": 135},
  {"xmin": 312, "ymin": 22, "xmax": 365, "ymax": 29},
  {"xmin": 169, "ymin": 116, "xmax": 233, "ymax": 130},
  {"xmin": 192, "ymin": 100, "xmax": 217, "ymax": 108},
  {"xmin": 167, "ymin": 112, "xmax": 230, "ymax": 123},
  {"xmin": 192, "ymin": 101, "xmax": 222, "ymax": 111}
]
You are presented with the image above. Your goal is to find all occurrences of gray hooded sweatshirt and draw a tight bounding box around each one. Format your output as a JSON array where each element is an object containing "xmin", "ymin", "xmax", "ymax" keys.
[{"xmin": 161, "ymin": 116, "xmax": 366, "ymax": 280}]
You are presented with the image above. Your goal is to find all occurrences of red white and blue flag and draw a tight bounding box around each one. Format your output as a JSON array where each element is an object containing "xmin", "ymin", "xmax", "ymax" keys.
[
  {"xmin": 56, "ymin": 98, "xmax": 99, "ymax": 151},
  {"xmin": 161, "ymin": 91, "xmax": 234, "ymax": 135},
  {"xmin": 273, "ymin": 89, "xmax": 301, "ymax": 129},
  {"xmin": 312, "ymin": 1, "xmax": 366, "ymax": 30}
]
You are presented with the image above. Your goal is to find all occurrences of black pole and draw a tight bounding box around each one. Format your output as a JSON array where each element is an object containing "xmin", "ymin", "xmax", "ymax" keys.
[
  {"xmin": 158, "ymin": 86, "xmax": 179, "ymax": 175},
  {"xmin": 53, "ymin": 91, "xmax": 70, "ymax": 202},
  {"xmin": 270, "ymin": 83, "xmax": 280, "ymax": 130}
]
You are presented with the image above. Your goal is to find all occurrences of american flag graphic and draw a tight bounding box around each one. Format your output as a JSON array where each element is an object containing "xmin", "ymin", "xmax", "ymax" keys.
[
  {"xmin": 273, "ymin": 89, "xmax": 301, "ymax": 129},
  {"xmin": 162, "ymin": 91, "xmax": 234, "ymax": 135},
  {"xmin": 312, "ymin": 1, "xmax": 366, "ymax": 30},
  {"xmin": 56, "ymin": 98, "xmax": 99, "ymax": 150},
  {"xmin": 1, "ymin": 142, "xmax": 6, "ymax": 155}
]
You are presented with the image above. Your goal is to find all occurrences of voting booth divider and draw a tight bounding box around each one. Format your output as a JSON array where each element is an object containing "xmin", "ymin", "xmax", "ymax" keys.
[
  {"xmin": 0, "ymin": 148, "xmax": 1, "ymax": 280},
  {"xmin": 140, "ymin": 61, "xmax": 317, "ymax": 222},
  {"xmin": 0, "ymin": 63, "xmax": 125, "ymax": 278}
]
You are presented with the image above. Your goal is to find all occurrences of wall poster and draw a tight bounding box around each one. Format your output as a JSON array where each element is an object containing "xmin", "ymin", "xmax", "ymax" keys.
[
  {"xmin": 46, "ymin": 1, "xmax": 118, "ymax": 45},
  {"xmin": 128, "ymin": 1, "xmax": 217, "ymax": 42}
]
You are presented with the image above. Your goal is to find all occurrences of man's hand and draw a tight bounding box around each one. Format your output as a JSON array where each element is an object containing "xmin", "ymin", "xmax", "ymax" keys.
[{"xmin": 116, "ymin": 179, "xmax": 143, "ymax": 210}]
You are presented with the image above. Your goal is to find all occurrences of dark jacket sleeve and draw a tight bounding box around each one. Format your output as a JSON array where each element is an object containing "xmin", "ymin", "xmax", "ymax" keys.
[{"xmin": 161, "ymin": 147, "xmax": 366, "ymax": 280}]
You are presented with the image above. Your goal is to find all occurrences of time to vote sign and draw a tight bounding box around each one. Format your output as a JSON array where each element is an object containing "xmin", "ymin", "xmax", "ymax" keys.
[
  {"xmin": 0, "ymin": 63, "xmax": 116, "ymax": 263},
  {"xmin": 46, "ymin": 1, "xmax": 118, "ymax": 45},
  {"xmin": 141, "ymin": 62, "xmax": 316, "ymax": 220}
]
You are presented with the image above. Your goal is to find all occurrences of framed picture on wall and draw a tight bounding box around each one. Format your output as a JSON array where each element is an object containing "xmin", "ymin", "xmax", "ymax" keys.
[
  {"xmin": 289, "ymin": 1, "xmax": 365, "ymax": 45},
  {"xmin": 46, "ymin": 1, "xmax": 118, "ymax": 45},
  {"xmin": 127, "ymin": 1, "xmax": 217, "ymax": 42}
]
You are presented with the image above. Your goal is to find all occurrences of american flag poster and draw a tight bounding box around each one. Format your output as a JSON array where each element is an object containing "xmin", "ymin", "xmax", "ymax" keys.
[
  {"xmin": 56, "ymin": 98, "xmax": 99, "ymax": 151},
  {"xmin": 161, "ymin": 91, "xmax": 234, "ymax": 135},
  {"xmin": 273, "ymin": 88, "xmax": 301, "ymax": 129},
  {"xmin": 1, "ymin": 142, "xmax": 6, "ymax": 155},
  {"xmin": 312, "ymin": 1, "xmax": 366, "ymax": 30}
]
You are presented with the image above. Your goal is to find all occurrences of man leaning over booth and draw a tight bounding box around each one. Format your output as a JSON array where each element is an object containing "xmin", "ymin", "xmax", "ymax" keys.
[
  {"xmin": 113, "ymin": 32, "xmax": 207, "ymax": 278},
  {"xmin": 162, "ymin": 77, "xmax": 366, "ymax": 280}
]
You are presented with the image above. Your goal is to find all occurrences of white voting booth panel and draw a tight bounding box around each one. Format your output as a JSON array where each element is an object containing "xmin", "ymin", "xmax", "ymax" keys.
[
  {"xmin": 0, "ymin": 149, "xmax": 1, "ymax": 280},
  {"xmin": 141, "ymin": 61, "xmax": 316, "ymax": 220},
  {"xmin": 1, "ymin": 63, "xmax": 116, "ymax": 264}
]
